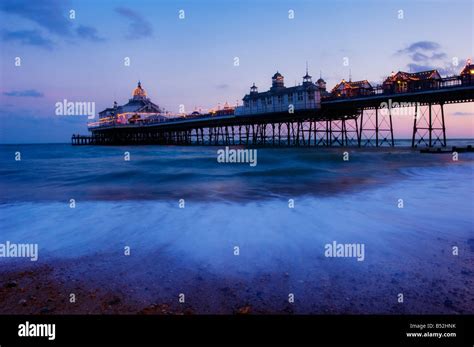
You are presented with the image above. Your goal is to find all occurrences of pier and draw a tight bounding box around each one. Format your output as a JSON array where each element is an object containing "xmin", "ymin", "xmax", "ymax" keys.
[
  {"xmin": 71, "ymin": 135, "xmax": 101, "ymax": 145},
  {"xmin": 72, "ymin": 66, "xmax": 474, "ymax": 148}
]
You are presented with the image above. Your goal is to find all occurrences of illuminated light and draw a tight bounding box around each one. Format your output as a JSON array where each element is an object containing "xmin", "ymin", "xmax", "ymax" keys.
[{"xmin": 470, "ymin": 69, "xmax": 474, "ymax": 74}]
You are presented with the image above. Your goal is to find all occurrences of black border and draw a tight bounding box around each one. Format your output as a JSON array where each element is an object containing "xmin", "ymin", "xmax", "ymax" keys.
[{"xmin": 1, "ymin": 314, "xmax": 473, "ymax": 345}]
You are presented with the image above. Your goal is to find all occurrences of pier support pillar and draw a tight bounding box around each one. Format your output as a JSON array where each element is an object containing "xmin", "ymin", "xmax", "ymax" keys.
[
  {"xmin": 412, "ymin": 103, "xmax": 446, "ymax": 148},
  {"xmin": 359, "ymin": 107, "xmax": 394, "ymax": 147},
  {"xmin": 329, "ymin": 120, "xmax": 344, "ymax": 146}
]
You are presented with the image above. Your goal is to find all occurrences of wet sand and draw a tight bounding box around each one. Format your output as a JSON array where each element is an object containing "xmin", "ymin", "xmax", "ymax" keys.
[{"xmin": 1, "ymin": 240, "xmax": 473, "ymax": 315}]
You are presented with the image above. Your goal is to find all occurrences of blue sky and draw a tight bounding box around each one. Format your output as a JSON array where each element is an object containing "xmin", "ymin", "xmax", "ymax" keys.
[{"xmin": 1, "ymin": 0, "xmax": 473, "ymax": 143}]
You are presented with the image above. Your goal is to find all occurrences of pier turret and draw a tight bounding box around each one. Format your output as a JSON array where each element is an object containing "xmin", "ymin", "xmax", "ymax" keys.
[
  {"xmin": 317, "ymin": 75, "xmax": 326, "ymax": 92},
  {"xmin": 250, "ymin": 83, "xmax": 258, "ymax": 95},
  {"xmin": 271, "ymin": 71, "xmax": 285, "ymax": 90},
  {"xmin": 303, "ymin": 72, "xmax": 312, "ymax": 85}
]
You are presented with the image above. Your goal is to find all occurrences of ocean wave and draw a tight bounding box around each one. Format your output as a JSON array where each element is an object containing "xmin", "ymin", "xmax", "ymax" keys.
[{"xmin": 0, "ymin": 144, "xmax": 473, "ymax": 203}]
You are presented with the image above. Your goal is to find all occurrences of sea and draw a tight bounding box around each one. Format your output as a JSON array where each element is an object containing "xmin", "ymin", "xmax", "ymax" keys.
[{"xmin": 0, "ymin": 140, "xmax": 473, "ymax": 313}]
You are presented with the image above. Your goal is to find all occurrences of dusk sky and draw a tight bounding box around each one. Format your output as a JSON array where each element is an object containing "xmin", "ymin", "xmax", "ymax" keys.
[{"xmin": 1, "ymin": 0, "xmax": 473, "ymax": 143}]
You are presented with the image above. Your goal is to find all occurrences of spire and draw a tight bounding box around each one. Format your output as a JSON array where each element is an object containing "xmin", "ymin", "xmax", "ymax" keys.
[
  {"xmin": 349, "ymin": 69, "xmax": 352, "ymax": 82},
  {"xmin": 303, "ymin": 62, "xmax": 312, "ymax": 83}
]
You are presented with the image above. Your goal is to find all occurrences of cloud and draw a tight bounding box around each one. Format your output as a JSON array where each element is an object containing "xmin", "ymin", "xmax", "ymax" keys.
[
  {"xmin": 397, "ymin": 41, "xmax": 440, "ymax": 54},
  {"xmin": 407, "ymin": 63, "xmax": 453, "ymax": 75},
  {"xmin": 411, "ymin": 52, "xmax": 430, "ymax": 62},
  {"xmin": 453, "ymin": 111, "xmax": 474, "ymax": 116},
  {"xmin": 431, "ymin": 52, "xmax": 448, "ymax": 60},
  {"xmin": 115, "ymin": 7, "xmax": 153, "ymax": 39},
  {"xmin": 2, "ymin": 30, "xmax": 54, "ymax": 49},
  {"xmin": 0, "ymin": 0, "xmax": 105, "ymax": 48},
  {"xmin": 0, "ymin": 0, "xmax": 72, "ymax": 36},
  {"xmin": 3, "ymin": 89, "xmax": 45, "ymax": 97},
  {"xmin": 396, "ymin": 41, "xmax": 447, "ymax": 62},
  {"xmin": 216, "ymin": 84, "xmax": 230, "ymax": 90},
  {"xmin": 76, "ymin": 25, "xmax": 105, "ymax": 42},
  {"xmin": 396, "ymin": 41, "xmax": 460, "ymax": 76}
]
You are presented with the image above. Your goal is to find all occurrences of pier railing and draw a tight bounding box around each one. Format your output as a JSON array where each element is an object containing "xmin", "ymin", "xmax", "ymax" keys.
[{"xmin": 322, "ymin": 76, "xmax": 468, "ymax": 101}]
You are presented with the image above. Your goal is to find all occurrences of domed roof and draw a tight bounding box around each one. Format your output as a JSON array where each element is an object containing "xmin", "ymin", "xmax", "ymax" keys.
[
  {"xmin": 317, "ymin": 78, "xmax": 326, "ymax": 83},
  {"xmin": 272, "ymin": 71, "xmax": 284, "ymax": 79},
  {"xmin": 132, "ymin": 81, "xmax": 147, "ymax": 98}
]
